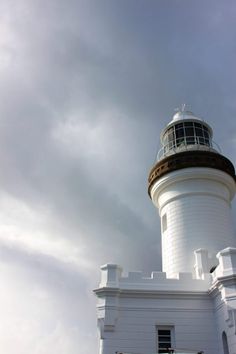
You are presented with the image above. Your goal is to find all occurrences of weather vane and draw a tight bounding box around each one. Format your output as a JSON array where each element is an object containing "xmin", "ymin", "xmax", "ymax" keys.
[
  {"xmin": 174, "ymin": 103, "xmax": 188, "ymax": 113},
  {"xmin": 181, "ymin": 103, "xmax": 186, "ymax": 112}
]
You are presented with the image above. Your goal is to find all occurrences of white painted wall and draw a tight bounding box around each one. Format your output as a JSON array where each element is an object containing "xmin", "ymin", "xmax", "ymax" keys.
[
  {"xmin": 210, "ymin": 248, "xmax": 236, "ymax": 354},
  {"xmin": 96, "ymin": 252, "xmax": 236, "ymax": 354},
  {"xmin": 95, "ymin": 264, "xmax": 218, "ymax": 354},
  {"xmin": 100, "ymin": 297, "xmax": 217, "ymax": 354},
  {"xmin": 150, "ymin": 168, "xmax": 236, "ymax": 277}
]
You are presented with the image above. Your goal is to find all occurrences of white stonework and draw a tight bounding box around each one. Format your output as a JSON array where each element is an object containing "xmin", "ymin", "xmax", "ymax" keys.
[{"xmin": 94, "ymin": 110, "xmax": 236, "ymax": 354}]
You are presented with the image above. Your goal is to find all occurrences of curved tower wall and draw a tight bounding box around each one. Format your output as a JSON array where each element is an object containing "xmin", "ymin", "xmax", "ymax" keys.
[
  {"xmin": 151, "ymin": 167, "xmax": 236, "ymax": 277},
  {"xmin": 149, "ymin": 110, "xmax": 236, "ymax": 278}
]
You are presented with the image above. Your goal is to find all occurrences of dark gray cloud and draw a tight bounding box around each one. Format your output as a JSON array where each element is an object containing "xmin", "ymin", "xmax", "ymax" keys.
[{"xmin": 0, "ymin": 0, "xmax": 235, "ymax": 352}]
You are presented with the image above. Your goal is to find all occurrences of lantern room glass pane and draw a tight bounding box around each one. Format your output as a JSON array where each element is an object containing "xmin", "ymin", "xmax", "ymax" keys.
[
  {"xmin": 195, "ymin": 127, "xmax": 204, "ymax": 137},
  {"xmin": 175, "ymin": 124, "xmax": 184, "ymax": 146},
  {"xmin": 175, "ymin": 123, "xmax": 183, "ymax": 130},
  {"xmin": 184, "ymin": 125, "xmax": 195, "ymax": 144},
  {"xmin": 185, "ymin": 126, "xmax": 194, "ymax": 136},
  {"xmin": 163, "ymin": 135, "xmax": 168, "ymax": 146},
  {"xmin": 184, "ymin": 121, "xmax": 194, "ymax": 127},
  {"xmin": 194, "ymin": 122, "xmax": 202, "ymax": 128},
  {"xmin": 167, "ymin": 127, "xmax": 175, "ymax": 146}
]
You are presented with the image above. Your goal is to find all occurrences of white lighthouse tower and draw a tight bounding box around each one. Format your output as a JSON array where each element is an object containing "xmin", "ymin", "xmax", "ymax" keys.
[
  {"xmin": 95, "ymin": 108, "xmax": 236, "ymax": 354},
  {"xmin": 149, "ymin": 108, "xmax": 236, "ymax": 277}
]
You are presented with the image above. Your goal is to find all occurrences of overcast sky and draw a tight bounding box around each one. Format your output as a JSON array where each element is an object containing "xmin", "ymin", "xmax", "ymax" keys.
[{"xmin": 0, "ymin": 1, "xmax": 236, "ymax": 353}]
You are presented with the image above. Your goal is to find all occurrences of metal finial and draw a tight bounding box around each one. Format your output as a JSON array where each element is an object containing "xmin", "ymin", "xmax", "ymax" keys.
[
  {"xmin": 181, "ymin": 103, "xmax": 186, "ymax": 112},
  {"xmin": 174, "ymin": 103, "xmax": 187, "ymax": 113}
]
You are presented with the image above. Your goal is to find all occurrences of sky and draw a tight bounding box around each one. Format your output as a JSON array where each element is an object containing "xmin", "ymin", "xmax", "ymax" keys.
[{"xmin": 0, "ymin": 1, "xmax": 236, "ymax": 353}]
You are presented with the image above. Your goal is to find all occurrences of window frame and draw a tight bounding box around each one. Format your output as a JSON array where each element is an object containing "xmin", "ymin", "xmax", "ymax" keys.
[
  {"xmin": 156, "ymin": 326, "xmax": 175, "ymax": 354},
  {"xmin": 161, "ymin": 213, "xmax": 167, "ymax": 233},
  {"xmin": 162, "ymin": 121, "xmax": 212, "ymax": 152}
]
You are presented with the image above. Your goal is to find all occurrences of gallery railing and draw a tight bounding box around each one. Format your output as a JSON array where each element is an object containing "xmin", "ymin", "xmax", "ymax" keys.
[{"xmin": 157, "ymin": 135, "xmax": 221, "ymax": 161}]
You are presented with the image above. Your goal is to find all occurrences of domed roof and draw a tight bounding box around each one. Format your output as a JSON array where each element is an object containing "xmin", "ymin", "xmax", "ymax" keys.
[
  {"xmin": 172, "ymin": 110, "xmax": 202, "ymax": 122},
  {"xmin": 168, "ymin": 105, "xmax": 203, "ymax": 126}
]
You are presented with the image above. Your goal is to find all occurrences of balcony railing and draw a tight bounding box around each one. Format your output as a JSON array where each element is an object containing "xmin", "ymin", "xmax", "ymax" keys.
[{"xmin": 157, "ymin": 136, "xmax": 221, "ymax": 161}]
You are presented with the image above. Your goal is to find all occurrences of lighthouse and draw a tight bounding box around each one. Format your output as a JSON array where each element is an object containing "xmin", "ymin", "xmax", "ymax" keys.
[
  {"xmin": 148, "ymin": 108, "xmax": 236, "ymax": 277},
  {"xmin": 95, "ymin": 108, "xmax": 236, "ymax": 354}
]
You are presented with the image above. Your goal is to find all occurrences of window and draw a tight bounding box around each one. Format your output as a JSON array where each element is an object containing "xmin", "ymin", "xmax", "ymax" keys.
[
  {"xmin": 193, "ymin": 122, "xmax": 211, "ymax": 146},
  {"xmin": 157, "ymin": 327, "xmax": 174, "ymax": 353},
  {"xmin": 175, "ymin": 123, "xmax": 185, "ymax": 147},
  {"xmin": 162, "ymin": 121, "xmax": 212, "ymax": 154},
  {"xmin": 162, "ymin": 214, "xmax": 167, "ymax": 233},
  {"xmin": 185, "ymin": 125, "xmax": 195, "ymax": 144}
]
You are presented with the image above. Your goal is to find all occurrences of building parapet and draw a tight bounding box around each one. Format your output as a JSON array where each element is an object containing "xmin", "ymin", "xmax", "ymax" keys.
[
  {"xmin": 210, "ymin": 247, "xmax": 236, "ymax": 294},
  {"xmin": 97, "ymin": 264, "xmax": 211, "ymax": 294}
]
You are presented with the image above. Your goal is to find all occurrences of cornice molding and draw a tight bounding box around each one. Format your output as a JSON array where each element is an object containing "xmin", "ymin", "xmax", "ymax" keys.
[
  {"xmin": 94, "ymin": 287, "xmax": 209, "ymax": 300},
  {"xmin": 209, "ymin": 274, "xmax": 236, "ymax": 294},
  {"xmin": 148, "ymin": 150, "xmax": 236, "ymax": 197}
]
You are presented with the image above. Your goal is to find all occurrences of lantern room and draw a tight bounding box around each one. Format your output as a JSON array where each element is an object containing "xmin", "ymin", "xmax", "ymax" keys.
[{"xmin": 158, "ymin": 109, "xmax": 219, "ymax": 160}]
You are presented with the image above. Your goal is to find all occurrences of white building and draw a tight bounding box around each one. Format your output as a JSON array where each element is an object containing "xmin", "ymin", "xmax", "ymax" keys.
[{"xmin": 94, "ymin": 109, "xmax": 236, "ymax": 354}]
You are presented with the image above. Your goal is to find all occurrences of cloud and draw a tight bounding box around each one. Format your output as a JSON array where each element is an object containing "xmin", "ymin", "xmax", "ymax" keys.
[
  {"xmin": 0, "ymin": 0, "xmax": 235, "ymax": 353},
  {"xmin": 0, "ymin": 243, "xmax": 97, "ymax": 354}
]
